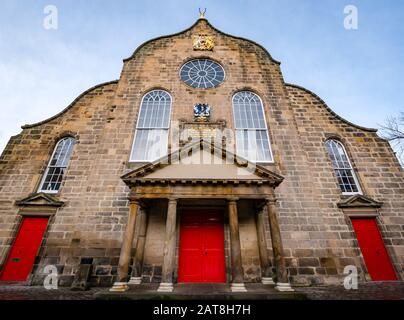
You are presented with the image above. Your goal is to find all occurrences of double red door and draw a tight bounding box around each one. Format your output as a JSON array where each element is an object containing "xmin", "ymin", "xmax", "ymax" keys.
[
  {"xmin": 351, "ymin": 218, "xmax": 397, "ymax": 281},
  {"xmin": 0, "ymin": 217, "xmax": 48, "ymax": 281},
  {"xmin": 178, "ymin": 210, "xmax": 225, "ymax": 283}
]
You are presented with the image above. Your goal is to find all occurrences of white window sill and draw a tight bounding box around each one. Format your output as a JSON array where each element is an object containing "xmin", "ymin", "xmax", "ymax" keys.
[
  {"xmin": 38, "ymin": 190, "xmax": 59, "ymax": 194},
  {"xmin": 342, "ymin": 192, "xmax": 362, "ymax": 196}
]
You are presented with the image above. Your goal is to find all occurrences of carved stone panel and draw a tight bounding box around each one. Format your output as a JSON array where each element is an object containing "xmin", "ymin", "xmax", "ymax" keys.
[{"xmin": 179, "ymin": 119, "xmax": 226, "ymax": 145}]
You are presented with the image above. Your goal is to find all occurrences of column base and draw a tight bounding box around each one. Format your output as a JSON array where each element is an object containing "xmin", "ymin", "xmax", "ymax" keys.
[
  {"xmin": 261, "ymin": 277, "xmax": 275, "ymax": 285},
  {"xmin": 275, "ymin": 282, "xmax": 294, "ymax": 292},
  {"xmin": 109, "ymin": 282, "xmax": 129, "ymax": 292},
  {"xmin": 157, "ymin": 282, "xmax": 174, "ymax": 292},
  {"xmin": 128, "ymin": 277, "xmax": 142, "ymax": 285},
  {"xmin": 230, "ymin": 283, "xmax": 247, "ymax": 292}
]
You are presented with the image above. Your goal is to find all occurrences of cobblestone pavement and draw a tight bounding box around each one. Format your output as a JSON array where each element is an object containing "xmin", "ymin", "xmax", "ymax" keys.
[
  {"xmin": 0, "ymin": 283, "xmax": 105, "ymax": 300},
  {"xmin": 294, "ymin": 281, "xmax": 404, "ymax": 300},
  {"xmin": 0, "ymin": 281, "xmax": 403, "ymax": 300}
]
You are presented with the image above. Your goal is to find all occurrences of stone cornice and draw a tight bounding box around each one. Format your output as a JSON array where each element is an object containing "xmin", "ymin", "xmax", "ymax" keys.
[
  {"xmin": 337, "ymin": 194, "xmax": 382, "ymax": 208},
  {"xmin": 121, "ymin": 139, "xmax": 284, "ymax": 188},
  {"xmin": 15, "ymin": 192, "xmax": 64, "ymax": 208}
]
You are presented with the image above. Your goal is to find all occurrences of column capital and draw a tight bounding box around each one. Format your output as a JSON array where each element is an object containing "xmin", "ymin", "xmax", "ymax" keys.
[
  {"xmin": 128, "ymin": 197, "xmax": 141, "ymax": 205},
  {"xmin": 168, "ymin": 197, "xmax": 178, "ymax": 204},
  {"xmin": 254, "ymin": 207, "xmax": 265, "ymax": 215},
  {"xmin": 128, "ymin": 190, "xmax": 141, "ymax": 204},
  {"xmin": 265, "ymin": 196, "xmax": 277, "ymax": 204},
  {"xmin": 227, "ymin": 197, "xmax": 239, "ymax": 203}
]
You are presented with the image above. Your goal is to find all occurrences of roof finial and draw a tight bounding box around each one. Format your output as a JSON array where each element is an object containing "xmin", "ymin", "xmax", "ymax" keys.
[{"xmin": 198, "ymin": 8, "xmax": 207, "ymax": 19}]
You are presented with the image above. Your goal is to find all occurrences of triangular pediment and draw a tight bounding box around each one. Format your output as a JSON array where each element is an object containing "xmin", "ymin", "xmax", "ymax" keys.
[
  {"xmin": 15, "ymin": 192, "xmax": 64, "ymax": 207},
  {"xmin": 122, "ymin": 140, "xmax": 284, "ymax": 187},
  {"xmin": 337, "ymin": 194, "xmax": 382, "ymax": 208}
]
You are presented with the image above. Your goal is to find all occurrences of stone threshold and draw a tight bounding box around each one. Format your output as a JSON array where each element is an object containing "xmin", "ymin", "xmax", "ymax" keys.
[{"xmin": 95, "ymin": 283, "xmax": 307, "ymax": 300}]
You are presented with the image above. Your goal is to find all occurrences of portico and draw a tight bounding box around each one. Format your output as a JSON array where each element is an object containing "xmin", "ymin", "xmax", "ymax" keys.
[{"xmin": 110, "ymin": 141, "xmax": 294, "ymax": 293}]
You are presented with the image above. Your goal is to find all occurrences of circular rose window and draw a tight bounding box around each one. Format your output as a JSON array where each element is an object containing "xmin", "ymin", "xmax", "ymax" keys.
[{"xmin": 180, "ymin": 59, "xmax": 225, "ymax": 88}]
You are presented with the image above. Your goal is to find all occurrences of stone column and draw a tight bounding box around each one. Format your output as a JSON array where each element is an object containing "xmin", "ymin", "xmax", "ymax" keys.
[
  {"xmin": 255, "ymin": 208, "xmax": 275, "ymax": 285},
  {"xmin": 266, "ymin": 195, "xmax": 294, "ymax": 291},
  {"xmin": 128, "ymin": 208, "xmax": 148, "ymax": 285},
  {"xmin": 158, "ymin": 198, "xmax": 178, "ymax": 292},
  {"xmin": 110, "ymin": 198, "xmax": 140, "ymax": 292},
  {"xmin": 227, "ymin": 198, "xmax": 247, "ymax": 292}
]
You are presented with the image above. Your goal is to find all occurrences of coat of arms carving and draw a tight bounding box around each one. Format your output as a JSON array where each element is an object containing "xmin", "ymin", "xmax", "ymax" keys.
[
  {"xmin": 194, "ymin": 103, "xmax": 211, "ymax": 121},
  {"xmin": 193, "ymin": 35, "xmax": 214, "ymax": 51}
]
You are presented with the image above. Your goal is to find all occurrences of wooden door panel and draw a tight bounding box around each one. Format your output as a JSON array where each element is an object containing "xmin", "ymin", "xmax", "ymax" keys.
[
  {"xmin": 1, "ymin": 217, "xmax": 48, "ymax": 281},
  {"xmin": 179, "ymin": 210, "xmax": 225, "ymax": 283},
  {"xmin": 351, "ymin": 218, "xmax": 397, "ymax": 281}
]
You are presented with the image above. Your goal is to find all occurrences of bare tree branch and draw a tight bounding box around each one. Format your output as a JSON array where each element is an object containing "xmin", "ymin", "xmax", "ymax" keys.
[{"xmin": 378, "ymin": 112, "xmax": 404, "ymax": 166}]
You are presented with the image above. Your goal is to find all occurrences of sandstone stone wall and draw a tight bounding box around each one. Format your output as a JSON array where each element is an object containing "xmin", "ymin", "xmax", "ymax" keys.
[
  {"xmin": 0, "ymin": 18, "xmax": 402, "ymax": 287},
  {"xmin": 0, "ymin": 81, "xmax": 125, "ymax": 286},
  {"xmin": 284, "ymin": 84, "xmax": 404, "ymax": 284}
]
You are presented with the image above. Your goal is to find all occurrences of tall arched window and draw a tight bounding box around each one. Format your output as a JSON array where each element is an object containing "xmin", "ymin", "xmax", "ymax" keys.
[
  {"xmin": 130, "ymin": 90, "xmax": 171, "ymax": 161},
  {"xmin": 325, "ymin": 139, "xmax": 361, "ymax": 194},
  {"xmin": 232, "ymin": 91, "xmax": 273, "ymax": 162},
  {"xmin": 38, "ymin": 136, "xmax": 75, "ymax": 193}
]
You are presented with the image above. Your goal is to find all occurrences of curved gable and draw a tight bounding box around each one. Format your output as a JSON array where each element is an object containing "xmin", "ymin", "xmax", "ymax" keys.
[
  {"xmin": 286, "ymin": 83, "xmax": 377, "ymax": 132},
  {"xmin": 123, "ymin": 17, "xmax": 281, "ymax": 65},
  {"xmin": 21, "ymin": 80, "xmax": 118, "ymax": 129}
]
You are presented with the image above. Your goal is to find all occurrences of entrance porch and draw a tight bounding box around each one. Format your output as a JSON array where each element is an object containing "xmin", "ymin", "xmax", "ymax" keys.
[
  {"xmin": 110, "ymin": 187, "xmax": 293, "ymax": 293},
  {"xmin": 109, "ymin": 140, "xmax": 294, "ymax": 294}
]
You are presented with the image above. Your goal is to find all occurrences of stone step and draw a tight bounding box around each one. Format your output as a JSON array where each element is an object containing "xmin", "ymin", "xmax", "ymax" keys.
[{"xmin": 95, "ymin": 283, "xmax": 307, "ymax": 300}]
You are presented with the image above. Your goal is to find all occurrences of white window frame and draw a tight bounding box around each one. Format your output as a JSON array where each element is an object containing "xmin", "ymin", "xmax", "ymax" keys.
[
  {"xmin": 325, "ymin": 139, "xmax": 362, "ymax": 195},
  {"xmin": 38, "ymin": 137, "xmax": 75, "ymax": 194},
  {"xmin": 129, "ymin": 90, "xmax": 172, "ymax": 162},
  {"xmin": 232, "ymin": 91, "xmax": 274, "ymax": 163}
]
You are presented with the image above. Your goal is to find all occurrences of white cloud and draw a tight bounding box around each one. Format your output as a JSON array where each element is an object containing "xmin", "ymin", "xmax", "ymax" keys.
[{"xmin": 0, "ymin": 36, "xmax": 119, "ymax": 154}]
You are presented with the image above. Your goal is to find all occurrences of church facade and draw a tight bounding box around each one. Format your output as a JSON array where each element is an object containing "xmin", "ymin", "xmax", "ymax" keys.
[{"xmin": 0, "ymin": 16, "xmax": 403, "ymax": 292}]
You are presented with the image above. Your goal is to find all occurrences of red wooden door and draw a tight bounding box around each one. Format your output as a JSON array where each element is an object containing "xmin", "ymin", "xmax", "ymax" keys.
[
  {"xmin": 351, "ymin": 218, "xmax": 397, "ymax": 281},
  {"xmin": 0, "ymin": 217, "xmax": 48, "ymax": 281},
  {"xmin": 178, "ymin": 210, "xmax": 225, "ymax": 283}
]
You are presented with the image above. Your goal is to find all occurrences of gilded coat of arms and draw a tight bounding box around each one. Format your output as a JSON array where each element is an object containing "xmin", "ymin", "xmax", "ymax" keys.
[
  {"xmin": 194, "ymin": 103, "xmax": 211, "ymax": 121},
  {"xmin": 193, "ymin": 35, "xmax": 214, "ymax": 51}
]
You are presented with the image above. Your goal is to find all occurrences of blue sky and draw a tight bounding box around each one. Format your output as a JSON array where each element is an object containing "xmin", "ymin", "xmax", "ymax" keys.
[{"xmin": 0, "ymin": 0, "xmax": 403, "ymax": 154}]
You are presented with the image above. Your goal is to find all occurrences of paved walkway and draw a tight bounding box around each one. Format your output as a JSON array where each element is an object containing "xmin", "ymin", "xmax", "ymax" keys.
[
  {"xmin": 0, "ymin": 283, "xmax": 105, "ymax": 300},
  {"xmin": 0, "ymin": 281, "xmax": 403, "ymax": 300},
  {"xmin": 294, "ymin": 281, "xmax": 404, "ymax": 300}
]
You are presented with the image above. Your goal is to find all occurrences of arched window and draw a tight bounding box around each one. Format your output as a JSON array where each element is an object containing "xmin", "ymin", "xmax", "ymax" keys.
[
  {"xmin": 232, "ymin": 91, "xmax": 273, "ymax": 162},
  {"xmin": 325, "ymin": 139, "xmax": 361, "ymax": 194},
  {"xmin": 38, "ymin": 137, "xmax": 75, "ymax": 193},
  {"xmin": 130, "ymin": 90, "xmax": 171, "ymax": 161}
]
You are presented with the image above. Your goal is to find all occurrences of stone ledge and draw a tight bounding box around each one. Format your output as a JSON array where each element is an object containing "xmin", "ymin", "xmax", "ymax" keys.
[
  {"xmin": 95, "ymin": 283, "xmax": 306, "ymax": 300},
  {"xmin": 95, "ymin": 291, "xmax": 306, "ymax": 300}
]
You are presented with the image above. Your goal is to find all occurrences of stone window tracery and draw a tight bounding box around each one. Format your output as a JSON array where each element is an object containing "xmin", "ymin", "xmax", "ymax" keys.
[{"xmin": 180, "ymin": 59, "xmax": 225, "ymax": 89}]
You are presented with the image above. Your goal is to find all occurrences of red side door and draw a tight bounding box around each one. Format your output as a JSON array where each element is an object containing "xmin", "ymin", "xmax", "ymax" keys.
[
  {"xmin": 351, "ymin": 218, "xmax": 397, "ymax": 281},
  {"xmin": 0, "ymin": 217, "xmax": 48, "ymax": 281},
  {"xmin": 178, "ymin": 210, "xmax": 225, "ymax": 283}
]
